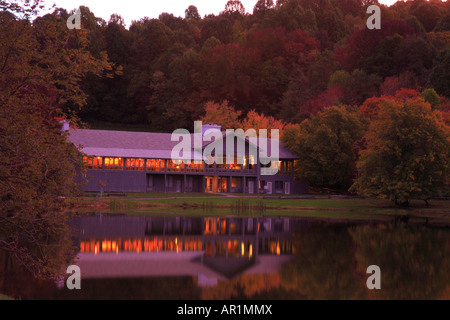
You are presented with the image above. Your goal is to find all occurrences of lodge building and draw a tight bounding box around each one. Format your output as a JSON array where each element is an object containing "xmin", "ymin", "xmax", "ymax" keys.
[{"xmin": 67, "ymin": 122, "xmax": 307, "ymax": 195}]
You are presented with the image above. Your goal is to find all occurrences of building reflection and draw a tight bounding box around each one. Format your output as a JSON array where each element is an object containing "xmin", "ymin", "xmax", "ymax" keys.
[
  {"xmin": 78, "ymin": 216, "xmax": 296, "ymax": 257},
  {"xmin": 74, "ymin": 215, "xmax": 306, "ymax": 281}
]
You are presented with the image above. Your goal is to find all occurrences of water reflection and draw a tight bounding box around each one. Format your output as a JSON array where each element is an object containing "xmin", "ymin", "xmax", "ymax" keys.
[
  {"xmin": 0, "ymin": 214, "xmax": 449, "ymax": 300},
  {"xmin": 74, "ymin": 215, "xmax": 300, "ymax": 281}
]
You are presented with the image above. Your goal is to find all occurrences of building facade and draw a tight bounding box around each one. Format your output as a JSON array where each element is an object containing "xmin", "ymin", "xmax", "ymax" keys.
[{"xmin": 68, "ymin": 125, "xmax": 307, "ymax": 195}]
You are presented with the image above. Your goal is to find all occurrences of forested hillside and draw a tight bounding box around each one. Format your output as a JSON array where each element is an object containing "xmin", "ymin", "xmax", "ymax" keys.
[{"xmin": 44, "ymin": 0, "xmax": 449, "ymax": 132}]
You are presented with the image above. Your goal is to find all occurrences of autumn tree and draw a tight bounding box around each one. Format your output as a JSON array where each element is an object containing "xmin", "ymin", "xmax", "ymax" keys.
[
  {"xmin": 0, "ymin": 3, "xmax": 112, "ymax": 279},
  {"xmin": 350, "ymin": 96, "xmax": 450, "ymax": 206},
  {"xmin": 201, "ymin": 101, "xmax": 287, "ymax": 139},
  {"xmin": 242, "ymin": 109, "xmax": 286, "ymax": 137},
  {"xmin": 201, "ymin": 100, "xmax": 242, "ymax": 129},
  {"xmin": 282, "ymin": 105, "xmax": 367, "ymax": 189}
]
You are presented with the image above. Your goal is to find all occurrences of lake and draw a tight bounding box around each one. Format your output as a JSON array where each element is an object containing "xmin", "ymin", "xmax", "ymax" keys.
[{"xmin": 1, "ymin": 213, "xmax": 449, "ymax": 300}]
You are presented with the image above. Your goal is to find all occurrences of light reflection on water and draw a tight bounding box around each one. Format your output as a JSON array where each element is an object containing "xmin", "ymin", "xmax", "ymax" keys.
[
  {"xmin": 1, "ymin": 213, "xmax": 449, "ymax": 300},
  {"xmin": 74, "ymin": 215, "xmax": 297, "ymax": 283}
]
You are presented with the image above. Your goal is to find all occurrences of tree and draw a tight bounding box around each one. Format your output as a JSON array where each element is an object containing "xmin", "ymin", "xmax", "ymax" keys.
[
  {"xmin": 379, "ymin": 71, "xmax": 419, "ymax": 96},
  {"xmin": 351, "ymin": 97, "xmax": 450, "ymax": 206},
  {"xmin": 223, "ymin": 0, "xmax": 246, "ymax": 16},
  {"xmin": 428, "ymin": 48, "xmax": 450, "ymax": 97},
  {"xmin": 185, "ymin": 5, "xmax": 200, "ymax": 21},
  {"xmin": 200, "ymin": 16, "xmax": 233, "ymax": 44},
  {"xmin": 0, "ymin": 4, "xmax": 111, "ymax": 279},
  {"xmin": 422, "ymin": 88, "xmax": 440, "ymax": 110},
  {"xmin": 336, "ymin": 20, "xmax": 416, "ymax": 72},
  {"xmin": 241, "ymin": 109, "xmax": 286, "ymax": 137},
  {"xmin": 410, "ymin": 0, "xmax": 444, "ymax": 32},
  {"xmin": 282, "ymin": 106, "xmax": 367, "ymax": 189},
  {"xmin": 253, "ymin": 0, "xmax": 275, "ymax": 17},
  {"xmin": 201, "ymin": 100, "xmax": 242, "ymax": 129}
]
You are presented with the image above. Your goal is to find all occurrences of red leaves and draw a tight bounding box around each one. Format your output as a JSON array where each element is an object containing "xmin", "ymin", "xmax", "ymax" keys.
[{"xmin": 335, "ymin": 20, "xmax": 416, "ymax": 72}]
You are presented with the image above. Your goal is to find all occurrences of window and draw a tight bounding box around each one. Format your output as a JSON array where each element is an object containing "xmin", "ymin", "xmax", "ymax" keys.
[
  {"xmin": 286, "ymin": 161, "xmax": 293, "ymax": 175},
  {"xmin": 167, "ymin": 160, "xmax": 184, "ymax": 172},
  {"xmin": 104, "ymin": 157, "xmax": 123, "ymax": 170},
  {"xmin": 216, "ymin": 156, "xmax": 228, "ymax": 170},
  {"xmin": 244, "ymin": 155, "xmax": 255, "ymax": 170},
  {"xmin": 229, "ymin": 155, "xmax": 242, "ymax": 170},
  {"xmin": 186, "ymin": 160, "xmax": 204, "ymax": 172},
  {"xmin": 126, "ymin": 158, "xmax": 145, "ymax": 171},
  {"xmin": 83, "ymin": 156, "xmax": 102, "ymax": 169},
  {"xmin": 147, "ymin": 159, "xmax": 165, "ymax": 171}
]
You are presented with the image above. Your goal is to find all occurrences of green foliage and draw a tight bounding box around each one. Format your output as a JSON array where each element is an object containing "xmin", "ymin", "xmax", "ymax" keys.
[
  {"xmin": 428, "ymin": 48, "xmax": 450, "ymax": 97},
  {"xmin": 282, "ymin": 105, "xmax": 367, "ymax": 189},
  {"xmin": 422, "ymin": 88, "xmax": 440, "ymax": 109},
  {"xmin": 351, "ymin": 97, "xmax": 450, "ymax": 205},
  {"xmin": 185, "ymin": 5, "xmax": 200, "ymax": 21}
]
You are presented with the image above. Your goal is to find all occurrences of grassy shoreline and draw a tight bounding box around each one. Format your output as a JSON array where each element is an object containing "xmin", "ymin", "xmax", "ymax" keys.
[{"xmin": 66, "ymin": 192, "xmax": 450, "ymax": 224}]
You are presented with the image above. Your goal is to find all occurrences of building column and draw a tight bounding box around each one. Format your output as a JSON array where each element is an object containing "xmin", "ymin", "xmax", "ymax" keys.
[
  {"xmin": 256, "ymin": 153, "xmax": 260, "ymax": 195},
  {"xmin": 215, "ymin": 176, "xmax": 219, "ymax": 193}
]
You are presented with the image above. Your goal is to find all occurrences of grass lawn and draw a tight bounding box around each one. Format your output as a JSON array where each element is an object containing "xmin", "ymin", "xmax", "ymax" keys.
[
  {"xmin": 124, "ymin": 192, "xmax": 228, "ymax": 199},
  {"xmin": 67, "ymin": 192, "xmax": 450, "ymax": 223},
  {"xmin": 0, "ymin": 293, "xmax": 14, "ymax": 300}
]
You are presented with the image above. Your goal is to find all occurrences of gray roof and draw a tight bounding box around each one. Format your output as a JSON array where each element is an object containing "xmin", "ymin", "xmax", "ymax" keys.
[
  {"xmin": 68, "ymin": 128, "xmax": 298, "ymax": 160},
  {"xmin": 69, "ymin": 129, "xmax": 198, "ymax": 160}
]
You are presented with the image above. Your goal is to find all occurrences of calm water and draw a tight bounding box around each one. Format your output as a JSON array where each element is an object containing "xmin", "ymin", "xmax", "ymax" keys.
[{"xmin": 1, "ymin": 213, "xmax": 449, "ymax": 300}]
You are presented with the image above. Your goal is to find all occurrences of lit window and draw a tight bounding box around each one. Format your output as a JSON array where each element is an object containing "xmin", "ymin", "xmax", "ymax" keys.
[
  {"xmin": 104, "ymin": 157, "xmax": 124, "ymax": 170},
  {"xmin": 167, "ymin": 160, "xmax": 184, "ymax": 172},
  {"xmin": 126, "ymin": 158, "xmax": 145, "ymax": 171},
  {"xmin": 83, "ymin": 156, "xmax": 103, "ymax": 169},
  {"xmin": 146, "ymin": 159, "xmax": 165, "ymax": 171},
  {"xmin": 186, "ymin": 160, "xmax": 204, "ymax": 172}
]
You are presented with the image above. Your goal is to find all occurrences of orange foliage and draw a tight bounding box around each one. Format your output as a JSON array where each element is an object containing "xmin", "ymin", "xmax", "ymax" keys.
[
  {"xmin": 360, "ymin": 89, "xmax": 422, "ymax": 119},
  {"xmin": 201, "ymin": 101, "xmax": 287, "ymax": 138}
]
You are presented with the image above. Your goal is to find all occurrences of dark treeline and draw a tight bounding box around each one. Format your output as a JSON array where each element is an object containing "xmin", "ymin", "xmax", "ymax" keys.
[{"xmin": 43, "ymin": 0, "xmax": 449, "ymax": 132}]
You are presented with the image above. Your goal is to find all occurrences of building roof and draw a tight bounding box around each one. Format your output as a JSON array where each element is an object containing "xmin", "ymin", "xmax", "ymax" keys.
[
  {"xmin": 69, "ymin": 129, "xmax": 202, "ymax": 160},
  {"xmin": 68, "ymin": 128, "xmax": 298, "ymax": 160}
]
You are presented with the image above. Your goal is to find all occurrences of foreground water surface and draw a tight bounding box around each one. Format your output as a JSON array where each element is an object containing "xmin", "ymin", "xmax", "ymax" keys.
[{"xmin": 1, "ymin": 213, "xmax": 449, "ymax": 300}]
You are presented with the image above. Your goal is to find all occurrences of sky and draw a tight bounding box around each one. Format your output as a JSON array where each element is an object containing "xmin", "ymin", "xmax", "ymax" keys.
[{"xmin": 42, "ymin": 0, "xmax": 400, "ymax": 28}]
